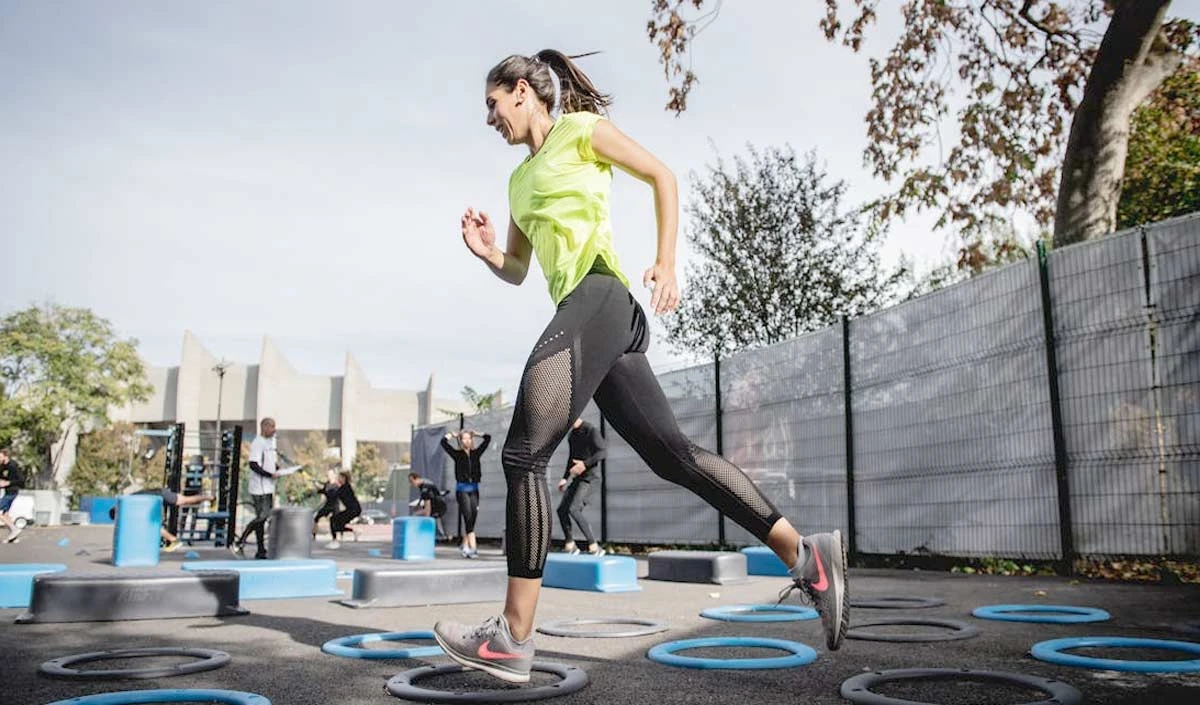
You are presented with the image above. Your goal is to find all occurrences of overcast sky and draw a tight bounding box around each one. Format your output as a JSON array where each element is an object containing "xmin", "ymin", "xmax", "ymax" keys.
[{"xmin": 6, "ymin": 1, "xmax": 1178, "ymax": 404}]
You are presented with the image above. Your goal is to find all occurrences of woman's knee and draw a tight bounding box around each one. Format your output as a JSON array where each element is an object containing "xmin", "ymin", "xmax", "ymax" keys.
[{"xmin": 501, "ymin": 439, "xmax": 537, "ymax": 476}]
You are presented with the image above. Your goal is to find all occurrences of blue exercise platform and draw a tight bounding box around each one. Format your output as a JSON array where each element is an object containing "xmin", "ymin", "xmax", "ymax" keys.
[
  {"xmin": 0, "ymin": 563, "xmax": 67, "ymax": 608},
  {"xmin": 113, "ymin": 494, "xmax": 163, "ymax": 567},
  {"xmin": 392, "ymin": 516, "xmax": 436, "ymax": 560},
  {"xmin": 740, "ymin": 546, "xmax": 789, "ymax": 576},
  {"xmin": 81, "ymin": 496, "xmax": 117, "ymax": 525},
  {"xmin": 181, "ymin": 560, "xmax": 342, "ymax": 600},
  {"xmin": 542, "ymin": 554, "xmax": 640, "ymax": 593}
]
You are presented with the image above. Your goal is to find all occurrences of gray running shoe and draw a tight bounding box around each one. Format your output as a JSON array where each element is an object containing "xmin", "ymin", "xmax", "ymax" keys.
[
  {"xmin": 433, "ymin": 614, "xmax": 534, "ymax": 683},
  {"xmin": 779, "ymin": 530, "xmax": 849, "ymax": 650},
  {"xmin": 5, "ymin": 524, "xmax": 24, "ymax": 543}
]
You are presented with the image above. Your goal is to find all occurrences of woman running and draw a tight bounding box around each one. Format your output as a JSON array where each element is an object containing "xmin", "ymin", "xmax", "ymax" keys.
[{"xmin": 432, "ymin": 49, "xmax": 848, "ymax": 683}]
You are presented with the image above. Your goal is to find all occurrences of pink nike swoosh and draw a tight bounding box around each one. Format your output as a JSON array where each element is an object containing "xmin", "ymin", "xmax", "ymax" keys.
[
  {"xmin": 810, "ymin": 545, "xmax": 829, "ymax": 592},
  {"xmin": 477, "ymin": 640, "xmax": 522, "ymax": 660}
]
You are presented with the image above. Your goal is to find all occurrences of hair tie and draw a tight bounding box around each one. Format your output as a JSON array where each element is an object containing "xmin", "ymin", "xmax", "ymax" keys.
[{"xmin": 531, "ymin": 54, "xmax": 561, "ymax": 117}]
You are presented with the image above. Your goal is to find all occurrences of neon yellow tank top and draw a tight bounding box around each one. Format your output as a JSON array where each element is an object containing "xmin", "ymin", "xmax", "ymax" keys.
[{"xmin": 508, "ymin": 111, "xmax": 630, "ymax": 304}]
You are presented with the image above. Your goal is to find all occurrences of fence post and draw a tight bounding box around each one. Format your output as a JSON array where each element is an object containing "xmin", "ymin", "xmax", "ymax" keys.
[
  {"xmin": 714, "ymin": 353, "xmax": 726, "ymax": 546},
  {"xmin": 841, "ymin": 316, "xmax": 857, "ymax": 563},
  {"xmin": 599, "ymin": 415, "xmax": 608, "ymax": 544},
  {"xmin": 1037, "ymin": 240, "xmax": 1075, "ymax": 575}
]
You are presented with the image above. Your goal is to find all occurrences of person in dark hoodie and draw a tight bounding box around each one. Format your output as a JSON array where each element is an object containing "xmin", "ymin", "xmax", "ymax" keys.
[
  {"xmin": 442, "ymin": 429, "xmax": 492, "ymax": 558},
  {"xmin": 234, "ymin": 417, "xmax": 280, "ymax": 559},
  {"xmin": 326, "ymin": 470, "xmax": 361, "ymax": 549},
  {"xmin": 0, "ymin": 448, "xmax": 27, "ymax": 542}
]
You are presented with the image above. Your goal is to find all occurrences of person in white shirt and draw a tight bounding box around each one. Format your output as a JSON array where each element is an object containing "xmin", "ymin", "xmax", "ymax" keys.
[{"xmin": 234, "ymin": 417, "xmax": 279, "ymax": 559}]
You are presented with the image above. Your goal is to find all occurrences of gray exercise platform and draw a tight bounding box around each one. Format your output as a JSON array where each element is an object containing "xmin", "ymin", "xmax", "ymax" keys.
[
  {"xmin": 647, "ymin": 550, "xmax": 748, "ymax": 585},
  {"xmin": 15, "ymin": 571, "xmax": 248, "ymax": 624},
  {"xmin": 340, "ymin": 559, "xmax": 507, "ymax": 608}
]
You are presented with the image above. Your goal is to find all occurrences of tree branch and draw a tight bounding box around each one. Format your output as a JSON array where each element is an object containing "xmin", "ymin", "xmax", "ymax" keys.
[
  {"xmin": 1129, "ymin": 34, "xmax": 1186, "ymax": 107},
  {"xmin": 1017, "ymin": 0, "xmax": 1083, "ymax": 47}
]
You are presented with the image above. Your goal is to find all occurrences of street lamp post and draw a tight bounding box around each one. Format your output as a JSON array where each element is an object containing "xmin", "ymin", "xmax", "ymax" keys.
[{"xmin": 213, "ymin": 359, "xmax": 231, "ymax": 460}]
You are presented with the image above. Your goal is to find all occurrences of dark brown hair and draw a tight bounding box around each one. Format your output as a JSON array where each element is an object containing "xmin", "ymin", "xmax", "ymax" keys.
[{"xmin": 486, "ymin": 50, "xmax": 612, "ymax": 115}]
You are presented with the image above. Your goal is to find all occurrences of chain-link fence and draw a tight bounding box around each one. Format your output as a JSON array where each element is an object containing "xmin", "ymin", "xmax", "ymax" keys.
[{"xmin": 417, "ymin": 214, "xmax": 1200, "ymax": 562}]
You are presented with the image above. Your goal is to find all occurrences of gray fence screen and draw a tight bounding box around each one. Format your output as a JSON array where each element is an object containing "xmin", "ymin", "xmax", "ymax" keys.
[{"xmin": 418, "ymin": 214, "xmax": 1200, "ymax": 560}]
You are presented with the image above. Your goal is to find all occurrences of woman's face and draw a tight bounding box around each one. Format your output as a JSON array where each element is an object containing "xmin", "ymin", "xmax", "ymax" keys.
[{"xmin": 485, "ymin": 80, "xmax": 530, "ymax": 145}]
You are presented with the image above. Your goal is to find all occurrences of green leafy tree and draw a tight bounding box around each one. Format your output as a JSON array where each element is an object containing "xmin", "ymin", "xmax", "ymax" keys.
[
  {"xmin": 664, "ymin": 145, "xmax": 904, "ymax": 357},
  {"xmin": 68, "ymin": 421, "xmax": 159, "ymax": 501},
  {"xmin": 905, "ymin": 223, "xmax": 1036, "ymax": 298},
  {"xmin": 440, "ymin": 385, "xmax": 502, "ymax": 417},
  {"xmin": 282, "ymin": 430, "xmax": 334, "ymax": 505},
  {"xmin": 350, "ymin": 442, "xmax": 389, "ymax": 502},
  {"xmin": 461, "ymin": 386, "xmax": 500, "ymax": 413},
  {"xmin": 0, "ymin": 304, "xmax": 151, "ymax": 486},
  {"xmin": 648, "ymin": 1, "xmax": 1199, "ymax": 246},
  {"xmin": 1118, "ymin": 58, "xmax": 1200, "ymax": 229}
]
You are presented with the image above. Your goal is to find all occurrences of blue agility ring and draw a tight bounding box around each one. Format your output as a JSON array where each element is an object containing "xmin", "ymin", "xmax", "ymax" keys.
[
  {"xmin": 973, "ymin": 604, "xmax": 1110, "ymax": 624},
  {"xmin": 44, "ymin": 689, "xmax": 270, "ymax": 705},
  {"xmin": 700, "ymin": 604, "xmax": 818, "ymax": 623},
  {"xmin": 647, "ymin": 637, "xmax": 817, "ymax": 670},
  {"xmin": 322, "ymin": 630, "xmax": 443, "ymax": 659},
  {"xmin": 1031, "ymin": 637, "xmax": 1200, "ymax": 673}
]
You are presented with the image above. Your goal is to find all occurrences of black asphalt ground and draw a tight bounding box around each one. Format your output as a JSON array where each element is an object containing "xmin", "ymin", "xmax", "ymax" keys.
[{"xmin": 3, "ymin": 525, "xmax": 1199, "ymax": 705}]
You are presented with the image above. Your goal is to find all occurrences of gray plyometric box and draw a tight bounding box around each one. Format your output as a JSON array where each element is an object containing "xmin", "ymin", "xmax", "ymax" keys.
[
  {"xmin": 647, "ymin": 550, "xmax": 749, "ymax": 585},
  {"xmin": 341, "ymin": 560, "xmax": 507, "ymax": 608},
  {"xmin": 267, "ymin": 506, "xmax": 314, "ymax": 560},
  {"xmin": 16, "ymin": 571, "xmax": 248, "ymax": 624}
]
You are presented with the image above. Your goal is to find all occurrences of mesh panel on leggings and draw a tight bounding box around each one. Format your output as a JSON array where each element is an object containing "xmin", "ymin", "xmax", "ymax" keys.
[
  {"xmin": 686, "ymin": 442, "xmax": 776, "ymax": 538},
  {"xmin": 523, "ymin": 348, "xmax": 574, "ymax": 458},
  {"xmin": 508, "ymin": 466, "xmax": 551, "ymax": 575}
]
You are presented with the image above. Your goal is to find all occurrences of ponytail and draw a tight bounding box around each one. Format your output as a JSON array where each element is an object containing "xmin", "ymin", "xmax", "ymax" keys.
[{"xmin": 486, "ymin": 50, "xmax": 613, "ymax": 116}]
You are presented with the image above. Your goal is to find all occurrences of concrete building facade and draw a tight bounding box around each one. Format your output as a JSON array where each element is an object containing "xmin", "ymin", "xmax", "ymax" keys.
[{"xmin": 110, "ymin": 331, "xmax": 479, "ymax": 467}]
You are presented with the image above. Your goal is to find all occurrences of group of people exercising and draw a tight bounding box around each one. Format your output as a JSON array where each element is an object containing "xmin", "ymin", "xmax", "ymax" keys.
[{"xmin": 436, "ymin": 418, "xmax": 604, "ymax": 559}]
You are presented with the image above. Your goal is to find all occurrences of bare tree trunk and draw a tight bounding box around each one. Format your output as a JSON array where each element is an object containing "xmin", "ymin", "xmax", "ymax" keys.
[{"xmin": 1053, "ymin": 0, "xmax": 1182, "ymax": 246}]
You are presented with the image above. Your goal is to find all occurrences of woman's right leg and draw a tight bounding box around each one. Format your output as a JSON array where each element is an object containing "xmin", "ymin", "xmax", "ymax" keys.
[{"xmin": 433, "ymin": 276, "xmax": 643, "ymax": 683}]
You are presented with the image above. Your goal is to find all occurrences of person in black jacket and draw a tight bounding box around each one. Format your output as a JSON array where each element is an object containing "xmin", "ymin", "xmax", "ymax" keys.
[
  {"xmin": 327, "ymin": 471, "xmax": 361, "ymax": 549},
  {"xmin": 442, "ymin": 430, "xmax": 492, "ymax": 558},
  {"xmin": 556, "ymin": 418, "xmax": 605, "ymax": 556},
  {"xmin": 0, "ymin": 448, "xmax": 27, "ymax": 542},
  {"xmin": 312, "ymin": 469, "xmax": 340, "ymax": 539}
]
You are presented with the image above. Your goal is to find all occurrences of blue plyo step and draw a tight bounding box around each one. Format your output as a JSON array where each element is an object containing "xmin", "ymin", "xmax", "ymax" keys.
[
  {"xmin": 392, "ymin": 517, "xmax": 436, "ymax": 560},
  {"xmin": 181, "ymin": 559, "xmax": 342, "ymax": 600},
  {"xmin": 647, "ymin": 550, "xmax": 748, "ymax": 585},
  {"xmin": 741, "ymin": 546, "xmax": 789, "ymax": 576},
  {"xmin": 0, "ymin": 563, "xmax": 67, "ymax": 608},
  {"xmin": 112, "ymin": 494, "xmax": 163, "ymax": 567},
  {"xmin": 542, "ymin": 554, "xmax": 640, "ymax": 593}
]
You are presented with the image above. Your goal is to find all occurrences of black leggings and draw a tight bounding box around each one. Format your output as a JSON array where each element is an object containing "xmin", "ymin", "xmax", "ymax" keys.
[
  {"xmin": 331, "ymin": 508, "xmax": 360, "ymax": 537},
  {"xmin": 238, "ymin": 493, "xmax": 273, "ymax": 552},
  {"xmin": 502, "ymin": 273, "xmax": 783, "ymax": 579},
  {"xmin": 557, "ymin": 479, "xmax": 596, "ymax": 545},
  {"xmin": 314, "ymin": 502, "xmax": 335, "ymax": 525},
  {"xmin": 456, "ymin": 490, "xmax": 480, "ymax": 533}
]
